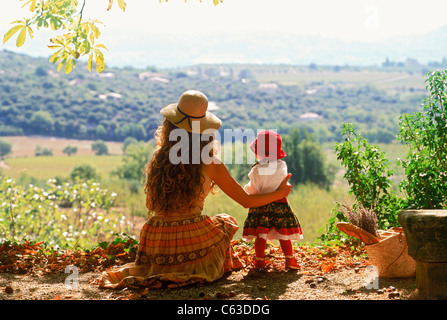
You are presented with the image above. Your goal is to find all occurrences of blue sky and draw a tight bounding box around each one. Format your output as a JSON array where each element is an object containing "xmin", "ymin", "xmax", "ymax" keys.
[{"xmin": 1, "ymin": 0, "xmax": 446, "ymax": 67}]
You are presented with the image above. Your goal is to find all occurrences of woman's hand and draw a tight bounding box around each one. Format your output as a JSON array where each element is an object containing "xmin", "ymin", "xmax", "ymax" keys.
[
  {"xmin": 205, "ymin": 162, "xmax": 292, "ymax": 208},
  {"xmin": 277, "ymin": 173, "xmax": 292, "ymax": 198}
]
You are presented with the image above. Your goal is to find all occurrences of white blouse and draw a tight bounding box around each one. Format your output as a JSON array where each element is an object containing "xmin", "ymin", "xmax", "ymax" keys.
[{"xmin": 243, "ymin": 160, "xmax": 288, "ymax": 195}]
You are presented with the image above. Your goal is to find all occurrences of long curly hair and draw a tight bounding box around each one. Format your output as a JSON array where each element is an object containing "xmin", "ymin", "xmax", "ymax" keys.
[{"xmin": 144, "ymin": 118, "xmax": 218, "ymax": 214}]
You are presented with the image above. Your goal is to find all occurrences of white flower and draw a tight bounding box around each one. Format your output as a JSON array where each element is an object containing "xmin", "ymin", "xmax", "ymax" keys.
[{"xmin": 111, "ymin": 192, "xmax": 117, "ymax": 197}]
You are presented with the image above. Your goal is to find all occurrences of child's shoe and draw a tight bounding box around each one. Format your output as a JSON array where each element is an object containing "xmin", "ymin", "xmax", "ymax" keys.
[
  {"xmin": 253, "ymin": 257, "xmax": 266, "ymax": 269},
  {"xmin": 285, "ymin": 255, "xmax": 300, "ymax": 269}
]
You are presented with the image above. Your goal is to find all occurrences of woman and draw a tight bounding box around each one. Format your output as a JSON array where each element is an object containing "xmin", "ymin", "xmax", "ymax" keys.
[{"xmin": 99, "ymin": 90, "xmax": 292, "ymax": 289}]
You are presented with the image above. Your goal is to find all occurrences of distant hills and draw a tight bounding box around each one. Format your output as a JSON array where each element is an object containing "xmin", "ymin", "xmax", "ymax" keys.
[
  {"xmin": 99, "ymin": 25, "xmax": 447, "ymax": 68},
  {"xmin": 2, "ymin": 24, "xmax": 445, "ymax": 69},
  {"xmin": 0, "ymin": 50, "xmax": 432, "ymax": 145}
]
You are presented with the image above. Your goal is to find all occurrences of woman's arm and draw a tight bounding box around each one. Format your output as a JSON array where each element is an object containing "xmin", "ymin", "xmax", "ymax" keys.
[{"xmin": 205, "ymin": 162, "xmax": 292, "ymax": 208}]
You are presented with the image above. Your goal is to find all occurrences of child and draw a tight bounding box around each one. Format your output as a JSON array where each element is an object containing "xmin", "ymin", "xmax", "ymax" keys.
[{"xmin": 242, "ymin": 130, "xmax": 303, "ymax": 269}]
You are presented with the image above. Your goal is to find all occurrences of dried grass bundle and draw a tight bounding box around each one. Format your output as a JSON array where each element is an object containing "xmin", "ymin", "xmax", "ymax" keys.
[{"xmin": 341, "ymin": 204, "xmax": 379, "ymax": 238}]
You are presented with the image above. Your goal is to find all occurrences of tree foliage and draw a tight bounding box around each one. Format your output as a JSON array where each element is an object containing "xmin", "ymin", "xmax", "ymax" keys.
[
  {"xmin": 112, "ymin": 140, "xmax": 153, "ymax": 183},
  {"xmin": 320, "ymin": 70, "xmax": 447, "ymax": 241},
  {"xmin": 282, "ymin": 129, "xmax": 332, "ymax": 189},
  {"xmin": 319, "ymin": 123, "xmax": 401, "ymax": 241},
  {"xmin": 91, "ymin": 140, "xmax": 108, "ymax": 155},
  {"xmin": 70, "ymin": 163, "xmax": 98, "ymax": 181},
  {"xmin": 0, "ymin": 139, "xmax": 12, "ymax": 159},
  {"xmin": 63, "ymin": 145, "xmax": 78, "ymax": 156},
  {"xmin": 0, "ymin": 51, "xmax": 420, "ymax": 144},
  {"xmin": 397, "ymin": 70, "xmax": 447, "ymax": 209}
]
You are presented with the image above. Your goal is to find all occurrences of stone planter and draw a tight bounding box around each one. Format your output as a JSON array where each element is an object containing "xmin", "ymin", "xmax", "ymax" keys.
[{"xmin": 398, "ymin": 210, "xmax": 447, "ymax": 299}]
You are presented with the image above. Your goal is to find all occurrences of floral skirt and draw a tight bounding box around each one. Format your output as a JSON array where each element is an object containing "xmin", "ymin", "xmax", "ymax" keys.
[
  {"xmin": 99, "ymin": 213, "xmax": 242, "ymax": 289},
  {"xmin": 242, "ymin": 201, "xmax": 303, "ymax": 241}
]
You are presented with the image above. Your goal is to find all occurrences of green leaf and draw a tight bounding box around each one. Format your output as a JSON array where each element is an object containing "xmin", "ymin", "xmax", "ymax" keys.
[
  {"xmin": 27, "ymin": 26, "xmax": 34, "ymax": 39},
  {"xmin": 95, "ymin": 43, "xmax": 108, "ymax": 51},
  {"xmin": 117, "ymin": 0, "xmax": 127, "ymax": 11},
  {"xmin": 21, "ymin": 0, "xmax": 37, "ymax": 11},
  {"xmin": 49, "ymin": 49, "xmax": 62, "ymax": 63},
  {"xmin": 3, "ymin": 25, "xmax": 24, "ymax": 44},
  {"xmin": 95, "ymin": 50, "xmax": 105, "ymax": 73},
  {"xmin": 57, "ymin": 57, "xmax": 67, "ymax": 72},
  {"xmin": 98, "ymin": 241, "xmax": 109, "ymax": 249},
  {"xmin": 87, "ymin": 53, "xmax": 93, "ymax": 72},
  {"xmin": 16, "ymin": 27, "xmax": 27, "ymax": 47}
]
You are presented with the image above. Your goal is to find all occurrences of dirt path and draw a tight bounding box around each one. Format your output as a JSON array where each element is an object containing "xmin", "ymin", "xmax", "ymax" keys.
[{"xmin": 0, "ymin": 265, "xmax": 417, "ymax": 301}]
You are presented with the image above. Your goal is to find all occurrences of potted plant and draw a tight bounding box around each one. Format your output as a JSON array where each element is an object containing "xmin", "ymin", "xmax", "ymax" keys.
[
  {"xmin": 397, "ymin": 70, "xmax": 447, "ymax": 299},
  {"xmin": 322, "ymin": 71, "xmax": 447, "ymax": 295},
  {"xmin": 322, "ymin": 122, "xmax": 415, "ymax": 279}
]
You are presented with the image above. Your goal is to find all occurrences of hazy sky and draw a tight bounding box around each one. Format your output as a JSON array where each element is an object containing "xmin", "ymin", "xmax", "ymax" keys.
[{"xmin": 1, "ymin": 0, "xmax": 446, "ymax": 65}]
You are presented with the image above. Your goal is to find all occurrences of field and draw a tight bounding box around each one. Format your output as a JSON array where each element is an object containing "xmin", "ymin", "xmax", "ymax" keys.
[
  {"xmin": 1, "ymin": 136, "xmax": 124, "ymax": 180},
  {"xmin": 2, "ymin": 136, "xmax": 124, "ymax": 158},
  {"xmin": 0, "ymin": 136, "xmax": 410, "ymax": 243},
  {"xmin": 203, "ymin": 183, "xmax": 351, "ymax": 242},
  {"xmin": 253, "ymin": 68, "xmax": 426, "ymax": 91}
]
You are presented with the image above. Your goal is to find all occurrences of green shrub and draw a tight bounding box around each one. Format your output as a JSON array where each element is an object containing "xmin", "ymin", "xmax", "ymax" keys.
[
  {"xmin": 0, "ymin": 177, "xmax": 133, "ymax": 248},
  {"xmin": 397, "ymin": 70, "xmax": 447, "ymax": 209}
]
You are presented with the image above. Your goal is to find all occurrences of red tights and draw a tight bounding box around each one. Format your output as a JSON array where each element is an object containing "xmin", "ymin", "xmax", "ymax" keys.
[{"xmin": 254, "ymin": 237, "xmax": 293, "ymax": 258}]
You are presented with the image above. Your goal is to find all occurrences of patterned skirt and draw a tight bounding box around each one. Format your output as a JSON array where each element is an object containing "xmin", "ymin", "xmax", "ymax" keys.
[
  {"xmin": 99, "ymin": 213, "xmax": 242, "ymax": 289},
  {"xmin": 242, "ymin": 201, "xmax": 303, "ymax": 241}
]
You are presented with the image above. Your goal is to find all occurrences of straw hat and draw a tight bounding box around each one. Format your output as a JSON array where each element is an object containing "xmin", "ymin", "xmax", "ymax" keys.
[{"xmin": 160, "ymin": 90, "xmax": 221, "ymax": 133}]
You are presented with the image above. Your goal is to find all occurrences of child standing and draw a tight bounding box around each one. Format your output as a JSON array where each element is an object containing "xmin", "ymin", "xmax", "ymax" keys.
[{"xmin": 243, "ymin": 130, "xmax": 303, "ymax": 269}]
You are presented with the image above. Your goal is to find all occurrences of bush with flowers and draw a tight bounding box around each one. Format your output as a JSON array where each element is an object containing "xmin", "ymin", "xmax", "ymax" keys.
[{"xmin": 0, "ymin": 177, "xmax": 134, "ymax": 248}]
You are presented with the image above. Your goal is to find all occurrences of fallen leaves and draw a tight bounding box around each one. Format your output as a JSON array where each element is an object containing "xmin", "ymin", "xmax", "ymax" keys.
[
  {"xmin": 231, "ymin": 239, "xmax": 368, "ymax": 274},
  {"xmin": 0, "ymin": 237, "xmax": 138, "ymax": 276},
  {"xmin": 0, "ymin": 238, "xmax": 371, "ymax": 300},
  {"xmin": 0, "ymin": 239, "xmax": 368, "ymax": 278}
]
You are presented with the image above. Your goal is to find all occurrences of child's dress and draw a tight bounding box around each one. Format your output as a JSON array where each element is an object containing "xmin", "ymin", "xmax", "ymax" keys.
[{"xmin": 242, "ymin": 159, "xmax": 303, "ymax": 241}]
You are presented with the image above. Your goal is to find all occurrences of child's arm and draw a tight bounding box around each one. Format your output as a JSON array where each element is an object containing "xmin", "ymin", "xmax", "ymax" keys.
[{"xmin": 205, "ymin": 161, "xmax": 291, "ymax": 208}]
